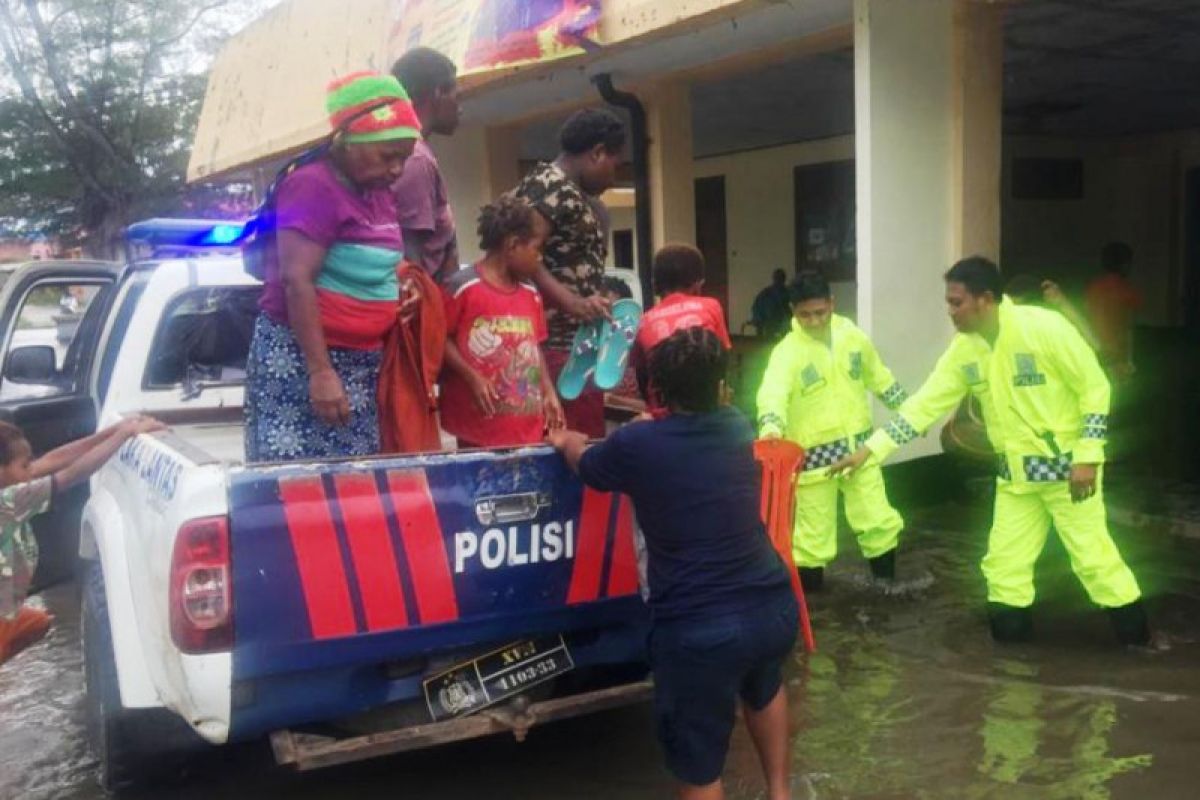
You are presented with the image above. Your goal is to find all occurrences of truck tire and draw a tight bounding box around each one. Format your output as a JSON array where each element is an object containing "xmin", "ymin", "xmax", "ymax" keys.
[{"xmin": 81, "ymin": 561, "xmax": 205, "ymax": 790}]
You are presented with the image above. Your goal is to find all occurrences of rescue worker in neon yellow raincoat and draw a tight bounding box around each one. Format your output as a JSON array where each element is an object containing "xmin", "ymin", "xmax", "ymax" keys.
[
  {"xmin": 833, "ymin": 257, "xmax": 1149, "ymax": 645},
  {"xmin": 756, "ymin": 271, "xmax": 908, "ymax": 591}
]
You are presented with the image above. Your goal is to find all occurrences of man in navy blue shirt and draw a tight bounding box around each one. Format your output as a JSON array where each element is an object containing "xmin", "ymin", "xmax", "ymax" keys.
[{"xmin": 550, "ymin": 327, "xmax": 797, "ymax": 800}]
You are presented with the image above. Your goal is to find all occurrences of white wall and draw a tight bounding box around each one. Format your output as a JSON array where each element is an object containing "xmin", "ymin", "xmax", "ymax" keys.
[
  {"xmin": 430, "ymin": 126, "xmax": 491, "ymax": 266},
  {"xmin": 1002, "ymin": 130, "xmax": 1200, "ymax": 326},
  {"xmin": 694, "ymin": 136, "xmax": 856, "ymax": 331}
]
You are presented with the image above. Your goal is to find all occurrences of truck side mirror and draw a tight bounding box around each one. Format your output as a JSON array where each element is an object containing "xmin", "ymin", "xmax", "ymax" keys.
[{"xmin": 5, "ymin": 345, "xmax": 57, "ymax": 383}]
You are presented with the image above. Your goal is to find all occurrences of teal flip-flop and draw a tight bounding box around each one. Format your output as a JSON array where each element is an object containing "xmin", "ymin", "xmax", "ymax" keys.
[
  {"xmin": 594, "ymin": 299, "xmax": 643, "ymax": 391},
  {"xmin": 556, "ymin": 319, "xmax": 605, "ymax": 400}
]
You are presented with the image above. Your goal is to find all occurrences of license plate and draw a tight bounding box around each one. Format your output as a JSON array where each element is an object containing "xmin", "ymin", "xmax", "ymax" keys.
[{"xmin": 423, "ymin": 635, "xmax": 575, "ymax": 723}]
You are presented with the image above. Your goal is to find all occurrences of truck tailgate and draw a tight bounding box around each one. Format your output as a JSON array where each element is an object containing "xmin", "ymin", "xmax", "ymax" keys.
[{"xmin": 229, "ymin": 446, "xmax": 644, "ymax": 680}]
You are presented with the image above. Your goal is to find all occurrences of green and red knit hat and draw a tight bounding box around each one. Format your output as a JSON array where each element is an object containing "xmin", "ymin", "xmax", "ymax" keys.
[{"xmin": 326, "ymin": 71, "xmax": 422, "ymax": 144}]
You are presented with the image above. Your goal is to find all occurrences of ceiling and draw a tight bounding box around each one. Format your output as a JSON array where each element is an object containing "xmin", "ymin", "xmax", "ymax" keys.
[
  {"xmin": 1004, "ymin": 0, "xmax": 1200, "ymax": 136},
  {"xmin": 518, "ymin": 0, "xmax": 1200, "ymax": 159}
]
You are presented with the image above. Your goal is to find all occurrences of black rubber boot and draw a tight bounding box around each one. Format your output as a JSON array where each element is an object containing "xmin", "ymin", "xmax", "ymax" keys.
[
  {"xmin": 987, "ymin": 603, "xmax": 1034, "ymax": 642},
  {"xmin": 1107, "ymin": 601, "xmax": 1151, "ymax": 647},
  {"xmin": 797, "ymin": 566, "xmax": 824, "ymax": 593},
  {"xmin": 868, "ymin": 549, "xmax": 896, "ymax": 581}
]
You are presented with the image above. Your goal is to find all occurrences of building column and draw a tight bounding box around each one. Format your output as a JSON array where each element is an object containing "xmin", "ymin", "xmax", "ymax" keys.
[
  {"xmin": 432, "ymin": 123, "xmax": 524, "ymax": 264},
  {"xmin": 644, "ymin": 80, "xmax": 696, "ymax": 249},
  {"xmin": 951, "ymin": 0, "xmax": 1004, "ymax": 260},
  {"xmin": 854, "ymin": 0, "xmax": 1003, "ymax": 460}
]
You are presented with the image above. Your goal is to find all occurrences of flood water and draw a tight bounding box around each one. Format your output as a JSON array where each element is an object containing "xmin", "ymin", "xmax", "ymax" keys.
[{"xmin": 2, "ymin": 493, "xmax": 1198, "ymax": 800}]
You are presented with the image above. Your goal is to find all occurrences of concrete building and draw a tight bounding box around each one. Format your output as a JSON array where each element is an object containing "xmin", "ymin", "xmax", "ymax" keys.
[{"xmin": 191, "ymin": 0, "xmax": 1200, "ymax": 465}]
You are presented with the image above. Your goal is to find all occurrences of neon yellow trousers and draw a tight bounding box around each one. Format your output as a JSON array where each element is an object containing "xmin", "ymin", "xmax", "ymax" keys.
[
  {"xmin": 982, "ymin": 481, "xmax": 1142, "ymax": 608},
  {"xmin": 793, "ymin": 464, "xmax": 903, "ymax": 567}
]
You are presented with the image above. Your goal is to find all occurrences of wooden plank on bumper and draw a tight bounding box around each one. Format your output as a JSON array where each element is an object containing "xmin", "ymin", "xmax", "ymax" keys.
[{"xmin": 271, "ymin": 680, "xmax": 653, "ymax": 771}]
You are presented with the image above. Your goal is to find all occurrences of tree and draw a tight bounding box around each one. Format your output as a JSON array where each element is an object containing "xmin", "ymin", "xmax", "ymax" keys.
[{"xmin": 0, "ymin": 0, "xmax": 267, "ymax": 256}]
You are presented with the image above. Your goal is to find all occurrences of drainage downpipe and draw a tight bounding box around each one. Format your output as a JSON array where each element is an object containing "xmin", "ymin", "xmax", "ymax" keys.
[{"xmin": 593, "ymin": 74, "xmax": 654, "ymax": 309}]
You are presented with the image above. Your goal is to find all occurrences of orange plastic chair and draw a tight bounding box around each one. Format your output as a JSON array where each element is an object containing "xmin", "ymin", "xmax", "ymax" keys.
[{"xmin": 753, "ymin": 439, "xmax": 816, "ymax": 652}]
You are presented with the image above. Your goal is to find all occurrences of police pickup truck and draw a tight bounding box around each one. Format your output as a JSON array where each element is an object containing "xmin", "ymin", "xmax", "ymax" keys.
[{"xmin": 0, "ymin": 221, "xmax": 649, "ymax": 789}]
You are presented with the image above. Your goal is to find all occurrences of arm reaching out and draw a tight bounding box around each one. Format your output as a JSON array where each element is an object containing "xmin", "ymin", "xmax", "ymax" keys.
[
  {"xmin": 52, "ymin": 418, "xmax": 161, "ymax": 492},
  {"xmin": 32, "ymin": 416, "xmax": 166, "ymax": 479}
]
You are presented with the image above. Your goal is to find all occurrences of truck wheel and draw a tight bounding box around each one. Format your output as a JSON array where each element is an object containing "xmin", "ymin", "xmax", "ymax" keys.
[{"xmin": 82, "ymin": 561, "xmax": 204, "ymax": 790}]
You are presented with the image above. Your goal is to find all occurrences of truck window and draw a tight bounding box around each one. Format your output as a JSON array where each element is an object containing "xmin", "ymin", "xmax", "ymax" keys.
[
  {"xmin": 144, "ymin": 286, "xmax": 261, "ymax": 390},
  {"xmin": 96, "ymin": 272, "xmax": 151, "ymax": 406},
  {"xmin": 0, "ymin": 280, "xmax": 110, "ymax": 402}
]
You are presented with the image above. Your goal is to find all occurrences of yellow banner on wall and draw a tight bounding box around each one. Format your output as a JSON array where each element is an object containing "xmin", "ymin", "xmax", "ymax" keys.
[{"xmin": 390, "ymin": 0, "xmax": 603, "ymax": 76}]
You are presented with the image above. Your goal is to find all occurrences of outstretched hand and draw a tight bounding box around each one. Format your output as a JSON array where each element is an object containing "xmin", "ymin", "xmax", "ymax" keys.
[{"xmin": 829, "ymin": 446, "xmax": 872, "ymax": 478}]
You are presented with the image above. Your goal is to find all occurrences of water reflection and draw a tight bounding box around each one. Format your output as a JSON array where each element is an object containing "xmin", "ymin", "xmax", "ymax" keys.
[{"xmin": 976, "ymin": 659, "xmax": 1152, "ymax": 799}]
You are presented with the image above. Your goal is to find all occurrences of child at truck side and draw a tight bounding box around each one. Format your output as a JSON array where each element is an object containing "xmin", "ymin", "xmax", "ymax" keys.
[
  {"xmin": 0, "ymin": 416, "xmax": 164, "ymax": 666},
  {"xmin": 630, "ymin": 244, "xmax": 732, "ymax": 416},
  {"xmin": 550, "ymin": 328, "xmax": 797, "ymax": 800},
  {"xmin": 440, "ymin": 196, "xmax": 565, "ymax": 448},
  {"xmin": 756, "ymin": 270, "xmax": 907, "ymax": 591}
]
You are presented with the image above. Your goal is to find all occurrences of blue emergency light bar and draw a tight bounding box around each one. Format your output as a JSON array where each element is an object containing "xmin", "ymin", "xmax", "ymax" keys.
[{"xmin": 125, "ymin": 218, "xmax": 249, "ymax": 248}]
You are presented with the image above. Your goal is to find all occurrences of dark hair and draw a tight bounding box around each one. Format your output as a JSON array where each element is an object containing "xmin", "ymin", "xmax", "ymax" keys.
[
  {"xmin": 789, "ymin": 270, "xmax": 831, "ymax": 304},
  {"xmin": 945, "ymin": 256, "xmax": 1003, "ymax": 299},
  {"xmin": 1101, "ymin": 241, "xmax": 1132, "ymax": 272},
  {"xmin": 601, "ymin": 276, "xmax": 633, "ymax": 299},
  {"xmin": 0, "ymin": 422, "xmax": 29, "ymax": 467},
  {"xmin": 477, "ymin": 195, "xmax": 539, "ymax": 251},
  {"xmin": 653, "ymin": 243, "xmax": 705, "ymax": 295},
  {"xmin": 559, "ymin": 108, "xmax": 625, "ymax": 156},
  {"xmin": 772, "ymin": 269, "xmax": 787, "ymax": 285},
  {"xmin": 390, "ymin": 47, "xmax": 457, "ymax": 105},
  {"xmin": 648, "ymin": 327, "xmax": 727, "ymax": 413},
  {"xmin": 1004, "ymin": 272, "xmax": 1043, "ymax": 304}
]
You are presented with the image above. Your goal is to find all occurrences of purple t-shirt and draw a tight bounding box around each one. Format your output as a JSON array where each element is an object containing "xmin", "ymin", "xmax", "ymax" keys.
[
  {"xmin": 392, "ymin": 140, "xmax": 457, "ymax": 279},
  {"xmin": 259, "ymin": 159, "xmax": 403, "ymax": 322}
]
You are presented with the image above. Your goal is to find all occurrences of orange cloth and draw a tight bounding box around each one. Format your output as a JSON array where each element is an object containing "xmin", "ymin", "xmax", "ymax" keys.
[
  {"xmin": 1085, "ymin": 272, "xmax": 1141, "ymax": 363},
  {"xmin": 378, "ymin": 265, "xmax": 447, "ymax": 454},
  {"xmin": 0, "ymin": 605, "xmax": 52, "ymax": 666}
]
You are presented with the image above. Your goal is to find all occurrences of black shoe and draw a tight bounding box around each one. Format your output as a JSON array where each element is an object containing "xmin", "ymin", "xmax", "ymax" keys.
[
  {"xmin": 868, "ymin": 549, "xmax": 896, "ymax": 580},
  {"xmin": 988, "ymin": 603, "xmax": 1034, "ymax": 642},
  {"xmin": 797, "ymin": 566, "xmax": 824, "ymax": 593},
  {"xmin": 1107, "ymin": 601, "xmax": 1151, "ymax": 646}
]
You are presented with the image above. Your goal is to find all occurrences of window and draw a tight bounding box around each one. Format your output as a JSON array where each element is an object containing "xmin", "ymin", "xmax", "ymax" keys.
[
  {"xmin": 96, "ymin": 272, "xmax": 151, "ymax": 406},
  {"xmin": 1011, "ymin": 158, "xmax": 1084, "ymax": 200},
  {"xmin": 144, "ymin": 287, "xmax": 260, "ymax": 391},
  {"xmin": 0, "ymin": 281, "xmax": 110, "ymax": 402},
  {"xmin": 794, "ymin": 161, "xmax": 857, "ymax": 282},
  {"xmin": 612, "ymin": 229, "xmax": 634, "ymax": 270}
]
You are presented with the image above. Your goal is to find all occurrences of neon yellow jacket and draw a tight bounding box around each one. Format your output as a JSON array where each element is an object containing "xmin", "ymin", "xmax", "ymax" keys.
[
  {"xmin": 757, "ymin": 314, "xmax": 907, "ymax": 480},
  {"xmin": 866, "ymin": 297, "xmax": 1110, "ymax": 488}
]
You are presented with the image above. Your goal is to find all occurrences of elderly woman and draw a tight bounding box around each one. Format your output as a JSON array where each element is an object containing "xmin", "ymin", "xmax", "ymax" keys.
[{"xmin": 245, "ymin": 72, "xmax": 422, "ymax": 461}]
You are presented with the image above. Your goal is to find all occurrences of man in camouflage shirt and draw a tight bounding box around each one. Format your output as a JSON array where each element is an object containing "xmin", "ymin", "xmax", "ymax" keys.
[{"xmin": 513, "ymin": 108, "xmax": 624, "ymax": 437}]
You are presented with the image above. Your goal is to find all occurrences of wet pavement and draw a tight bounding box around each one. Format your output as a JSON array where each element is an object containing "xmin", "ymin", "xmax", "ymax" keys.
[{"xmin": 3, "ymin": 495, "xmax": 1199, "ymax": 800}]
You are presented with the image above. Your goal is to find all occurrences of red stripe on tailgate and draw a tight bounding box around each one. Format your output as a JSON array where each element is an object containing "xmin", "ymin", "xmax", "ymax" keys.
[
  {"xmin": 567, "ymin": 488, "xmax": 613, "ymax": 604},
  {"xmin": 331, "ymin": 473, "xmax": 409, "ymax": 632},
  {"xmin": 606, "ymin": 495, "xmax": 640, "ymax": 597},
  {"xmin": 278, "ymin": 476, "xmax": 357, "ymax": 639},
  {"xmin": 385, "ymin": 470, "xmax": 459, "ymax": 624}
]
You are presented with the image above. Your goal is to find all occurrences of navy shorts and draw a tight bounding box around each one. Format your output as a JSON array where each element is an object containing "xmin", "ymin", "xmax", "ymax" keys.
[{"xmin": 649, "ymin": 590, "xmax": 799, "ymax": 786}]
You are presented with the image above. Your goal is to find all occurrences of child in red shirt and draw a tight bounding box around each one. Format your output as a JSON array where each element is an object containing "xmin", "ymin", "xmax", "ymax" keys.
[
  {"xmin": 440, "ymin": 196, "xmax": 565, "ymax": 447},
  {"xmin": 631, "ymin": 244, "xmax": 733, "ymax": 416}
]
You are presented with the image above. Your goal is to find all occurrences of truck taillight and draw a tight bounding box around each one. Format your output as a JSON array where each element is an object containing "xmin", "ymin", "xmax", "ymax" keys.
[{"xmin": 170, "ymin": 516, "xmax": 233, "ymax": 653}]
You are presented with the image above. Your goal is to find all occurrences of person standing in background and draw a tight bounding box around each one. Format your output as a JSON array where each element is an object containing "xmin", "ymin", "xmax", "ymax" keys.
[
  {"xmin": 391, "ymin": 47, "xmax": 461, "ymax": 282},
  {"xmin": 751, "ymin": 269, "xmax": 792, "ymax": 340},
  {"xmin": 1086, "ymin": 242, "xmax": 1142, "ymax": 385}
]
